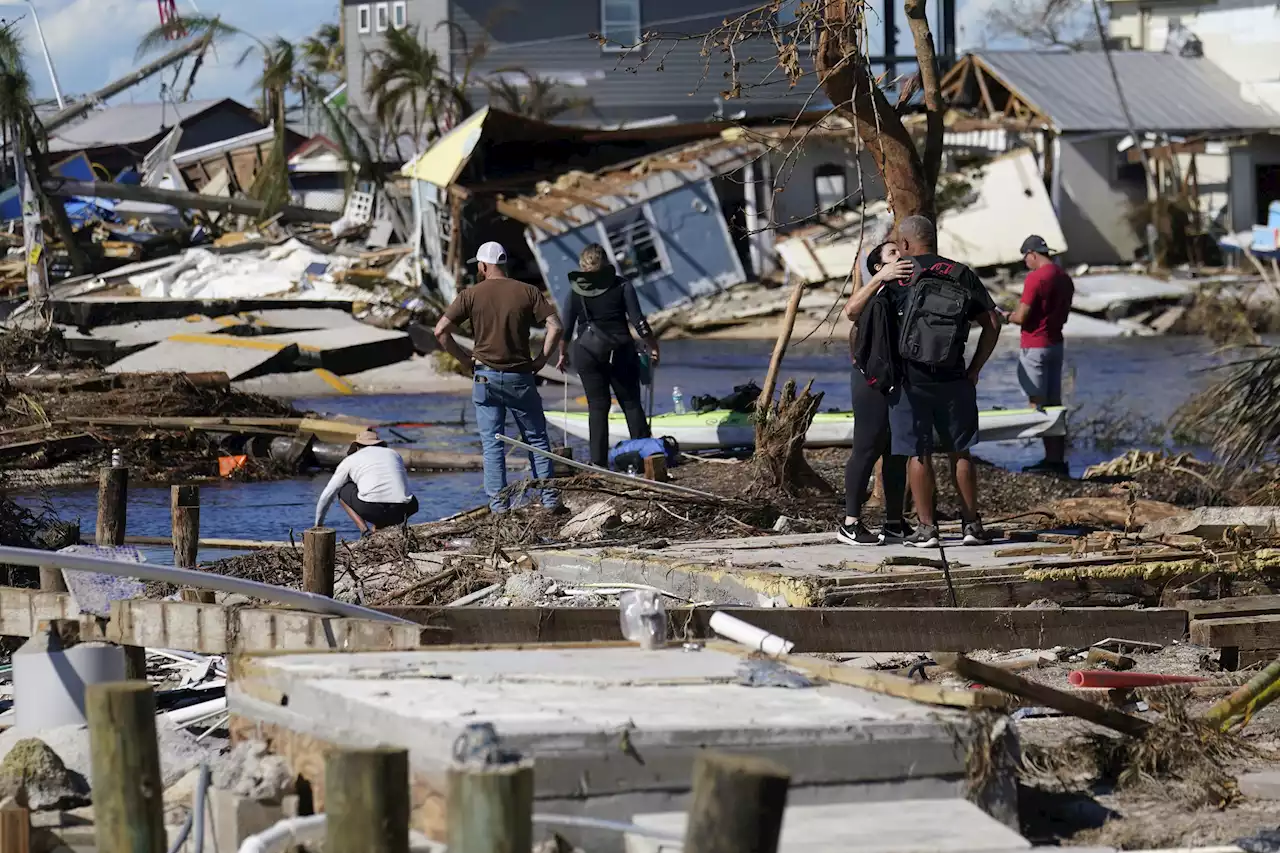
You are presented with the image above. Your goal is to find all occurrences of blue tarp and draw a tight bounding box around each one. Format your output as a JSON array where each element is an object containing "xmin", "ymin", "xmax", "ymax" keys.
[{"xmin": 0, "ymin": 152, "xmax": 98, "ymax": 221}]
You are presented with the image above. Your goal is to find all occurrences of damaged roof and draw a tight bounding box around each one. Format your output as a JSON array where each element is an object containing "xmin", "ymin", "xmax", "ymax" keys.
[
  {"xmin": 965, "ymin": 51, "xmax": 1279, "ymax": 133},
  {"xmin": 47, "ymin": 98, "xmax": 249, "ymax": 153}
]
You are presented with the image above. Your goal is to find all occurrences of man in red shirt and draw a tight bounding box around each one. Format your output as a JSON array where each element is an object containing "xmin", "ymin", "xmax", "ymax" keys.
[{"xmin": 1008, "ymin": 235, "xmax": 1073, "ymax": 476}]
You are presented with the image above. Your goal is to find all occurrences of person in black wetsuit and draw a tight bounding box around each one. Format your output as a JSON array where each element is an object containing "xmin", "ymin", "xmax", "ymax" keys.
[
  {"xmin": 557, "ymin": 243, "xmax": 661, "ymax": 468},
  {"xmin": 838, "ymin": 240, "xmax": 913, "ymax": 546}
]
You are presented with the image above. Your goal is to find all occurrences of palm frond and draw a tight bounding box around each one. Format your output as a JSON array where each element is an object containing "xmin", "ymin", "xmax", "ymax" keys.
[
  {"xmin": 1179, "ymin": 345, "xmax": 1280, "ymax": 469},
  {"xmin": 136, "ymin": 14, "xmax": 241, "ymax": 59}
]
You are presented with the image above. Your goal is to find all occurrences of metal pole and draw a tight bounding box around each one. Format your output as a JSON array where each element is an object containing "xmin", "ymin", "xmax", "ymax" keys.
[{"xmin": 23, "ymin": 2, "xmax": 65, "ymax": 109}]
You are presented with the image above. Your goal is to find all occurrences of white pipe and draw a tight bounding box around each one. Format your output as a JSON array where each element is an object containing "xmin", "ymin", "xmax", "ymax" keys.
[
  {"xmin": 237, "ymin": 815, "xmax": 326, "ymax": 853},
  {"xmin": 709, "ymin": 611, "xmax": 794, "ymax": 656},
  {"xmin": 166, "ymin": 697, "xmax": 227, "ymax": 726},
  {"xmin": 0, "ymin": 545, "xmax": 412, "ymax": 625}
]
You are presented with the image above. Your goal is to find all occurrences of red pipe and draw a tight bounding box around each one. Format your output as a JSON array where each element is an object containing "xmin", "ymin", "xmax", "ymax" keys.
[{"xmin": 1069, "ymin": 670, "xmax": 1210, "ymax": 688}]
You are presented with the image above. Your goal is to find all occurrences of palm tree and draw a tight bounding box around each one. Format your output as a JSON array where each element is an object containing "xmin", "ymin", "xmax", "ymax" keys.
[
  {"xmin": 363, "ymin": 25, "xmax": 473, "ymax": 152},
  {"xmin": 0, "ymin": 22, "xmax": 89, "ymax": 289},
  {"xmin": 485, "ymin": 68, "xmax": 593, "ymax": 122},
  {"xmin": 137, "ymin": 16, "xmax": 382, "ymax": 214},
  {"xmin": 301, "ymin": 23, "xmax": 344, "ymax": 84}
]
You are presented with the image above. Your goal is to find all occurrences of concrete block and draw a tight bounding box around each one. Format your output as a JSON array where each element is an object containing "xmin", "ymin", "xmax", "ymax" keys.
[
  {"xmin": 107, "ymin": 337, "xmax": 300, "ymax": 381},
  {"xmin": 624, "ymin": 799, "xmax": 1031, "ymax": 853},
  {"xmin": 206, "ymin": 788, "xmax": 286, "ymax": 853},
  {"xmin": 1239, "ymin": 770, "xmax": 1280, "ymax": 800},
  {"xmin": 1143, "ymin": 506, "xmax": 1280, "ymax": 541},
  {"xmin": 230, "ymin": 646, "xmax": 1015, "ymax": 851}
]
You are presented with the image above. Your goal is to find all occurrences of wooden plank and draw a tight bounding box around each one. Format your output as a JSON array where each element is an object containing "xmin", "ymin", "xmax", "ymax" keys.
[
  {"xmin": 934, "ymin": 653, "xmax": 1151, "ymax": 737},
  {"xmin": 0, "ymin": 433, "xmax": 98, "ymax": 460},
  {"xmin": 379, "ymin": 606, "xmax": 1188, "ymax": 653},
  {"xmin": 1184, "ymin": 595, "xmax": 1280, "ymax": 621},
  {"xmin": 824, "ymin": 574, "xmax": 1158, "ymax": 608},
  {"xmin": 1190, "ymin": 614, "xmax": 1280, "ymax": 649},
  {"xmin": 705, "ymin": 641, "xmax": 1004, "ymax": 709}
]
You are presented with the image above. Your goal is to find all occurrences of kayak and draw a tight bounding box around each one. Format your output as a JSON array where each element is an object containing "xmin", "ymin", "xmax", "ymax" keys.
[{"xmin": 544, "ymin": 406, "xmax": 1068, "ymax": 451}]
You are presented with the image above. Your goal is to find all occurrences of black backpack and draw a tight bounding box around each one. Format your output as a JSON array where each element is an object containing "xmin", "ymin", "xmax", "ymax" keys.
[
  {"xmin": 853, "ymin": 292, "xmax": 897, "ymax": 394},
  {"xmin": 897, "ymin": 259, "xmax": 973, "ymax": 369}
]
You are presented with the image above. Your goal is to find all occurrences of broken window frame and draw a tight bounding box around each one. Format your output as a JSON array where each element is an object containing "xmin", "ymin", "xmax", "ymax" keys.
[
  {"xmin": 375, "ymin": 2, "xmax": 390, "ymax": 32},
  {"xmin": 357, "ymin": 4, "xmax": 372, "ymax": 34},
  {"xmin": 392, "ymin": 0, "xmax": 408, "ymax": 29},
  {"xmin": 814, "ymin": 163, "xmax": 849, "ymax": 213},
  {"xmin": 598, "ymin": 206, "xmax": 667, "ymax": 285},
  {"xmin": 600, "ymin": 0, "xmax": 642, "ymax": 52}
]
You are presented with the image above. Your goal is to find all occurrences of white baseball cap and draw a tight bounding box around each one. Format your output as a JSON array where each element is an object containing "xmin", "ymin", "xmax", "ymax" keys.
[{"xmin": 468, "ymin": 241, "xmax": 507, "ymax": 265}]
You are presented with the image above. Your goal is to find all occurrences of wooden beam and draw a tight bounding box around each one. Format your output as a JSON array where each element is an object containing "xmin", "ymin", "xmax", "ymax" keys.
[
  {"xmin": 495, "ymin": 199, "xmax": 560, "ymax": 233},
  {"xmin": 934, "ymin": 653, "xmax": 1151, "ymax": 737},
  {"xmin": 41, "ymin": 179, "xmax": 340, "ymax": 224},
  {"xmin": 1191, "ymin": 614, "xmax": 1280, "ymax": 649},
  {"xmin": 1127, "ymin": 140, "xmax": 1206, "ymax": 163},
  {"xmin": 973, "ymin": 65, "xmax": 997, "ymax": 115},
  {"xmin": 542, "ymin": 187, "xmax": 610, "ymax": 212},
  {"xmin": 377, "ymin": 606, "xmax": 1188, "ymax": 652},
  {"xmin": 1185, "ymin": 595, "xmax": 1280, "ymax": 621}
]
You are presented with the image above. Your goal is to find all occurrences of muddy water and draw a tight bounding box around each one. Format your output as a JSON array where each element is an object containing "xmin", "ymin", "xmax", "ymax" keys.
[{"xmin": 19, "ymin": 334, "xmax": 1228, "ymax": 563}]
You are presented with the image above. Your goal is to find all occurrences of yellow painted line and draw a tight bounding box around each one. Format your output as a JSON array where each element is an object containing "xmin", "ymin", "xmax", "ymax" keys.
[
  {"xmin": 313, "ymin": 369, "xmax": 353, "ymax": 395},
  {"xmin": 167, "ymin": 333, "xmax": 288, "ymax": 352},
  {"xmin": 212, "ymin": 315, "xmax": 243, "ymax": 327}
]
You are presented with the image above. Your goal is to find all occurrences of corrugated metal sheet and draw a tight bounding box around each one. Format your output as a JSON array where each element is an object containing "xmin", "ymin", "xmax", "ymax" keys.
[
  {"xmin": 48, "ymin": 100, "xmax": 225, "ymax": 152},
  {"xmin": 976, "ymin": 51, "xmax": 1280, "ymax": 133}
]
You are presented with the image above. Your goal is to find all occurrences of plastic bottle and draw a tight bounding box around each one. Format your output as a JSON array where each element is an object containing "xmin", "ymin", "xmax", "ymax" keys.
[
  {"xmin": 110, "ymin": 448, "xmax": 123, "ymax": 468},
  {"xmin": 672, "ymin": 386, "xmax": 685, "ymax": 414}
]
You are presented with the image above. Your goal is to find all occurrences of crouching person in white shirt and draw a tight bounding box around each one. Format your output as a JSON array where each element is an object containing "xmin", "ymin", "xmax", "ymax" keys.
[{"xmin": 315, "ymin": 430, "xmax": 419, "ymax": 535}]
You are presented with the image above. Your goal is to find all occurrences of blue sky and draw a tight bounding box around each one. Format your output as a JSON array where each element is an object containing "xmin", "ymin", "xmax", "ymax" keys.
[
  {"xmin": 12, "ymin": 0, "xmax": 338, "ymax": 104},
  {"xmin": 12, "ymin": 0, "xmax": 994, "ymax": 106}
]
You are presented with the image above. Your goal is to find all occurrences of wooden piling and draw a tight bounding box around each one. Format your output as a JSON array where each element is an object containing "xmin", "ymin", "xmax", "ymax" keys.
[
  {"xmin": 96, "ymin": 466, "xmax": 128, "ymax": 547},
  {"xmin": 0, "ymin": 798, "xmax": 30, "ymax": 853},
  {"xmin": 552, "ymin": 446, "xmax": 573, "ymax": 478},
  {"xmin": 325, "ymin": 747, "xmax": 410, "ymax": 853},
  {"xmin": 39, "ymin": 521, "xmax": 77, "ymax": 593},
  {"xmin": 447, "ymin": 760, "xmax": 534, "ymax": 853},
  {"xmin": 86, "ymin": 682, "xmax": 165, "ymax": 853},
  {"xmin": 303, "ymin": 527, "xmax": 336, "ymax": 599},
  {"xmin": 683, "ymin": 752, "xmax": 790, "ymax": 853},
  {"xmin": 172, "ymin": 485, "xmax": 213, "ymax": 604},
  {"xmin": 643, "ymin": 454, "xmax": 669, "ymax": 482}
]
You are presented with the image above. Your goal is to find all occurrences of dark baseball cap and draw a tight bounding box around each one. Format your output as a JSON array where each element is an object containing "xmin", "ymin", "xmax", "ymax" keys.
[{"xmin": 1019, "ymin": 235, "xmax": 1054, "ymax": 256}]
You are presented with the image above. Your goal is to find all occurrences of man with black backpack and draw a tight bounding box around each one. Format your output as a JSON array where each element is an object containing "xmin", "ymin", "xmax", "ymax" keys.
[{"xmin": 886, "ymin": 215, "xmax": 1002, "ymax": 548}]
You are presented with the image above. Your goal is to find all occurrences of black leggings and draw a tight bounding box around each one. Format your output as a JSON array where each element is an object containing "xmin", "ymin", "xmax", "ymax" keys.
[
  {"xmin": 573, "ymin": 340, "xmax": 650, "ymax": 468},
  {"xmin": 845, "ymin": 372, "xmax": 908, "ymax": 521}
]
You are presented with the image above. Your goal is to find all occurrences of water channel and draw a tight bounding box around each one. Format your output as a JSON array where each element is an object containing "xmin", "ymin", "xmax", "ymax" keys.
[{"xmin": 18, "ymin": 333, "xmax": 1229, "ymax": 563}]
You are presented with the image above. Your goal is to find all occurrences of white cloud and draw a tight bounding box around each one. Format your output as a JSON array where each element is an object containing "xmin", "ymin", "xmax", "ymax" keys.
[{"xmin": 14, "ymin": 0, "xmax": 329, "ymax": 103}]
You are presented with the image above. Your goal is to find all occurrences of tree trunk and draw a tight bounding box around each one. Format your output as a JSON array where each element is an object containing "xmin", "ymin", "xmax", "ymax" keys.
[
  {"xmin": 903, "ymin": 0, "xmax": 946, "ymax": 192},
  {"xmin": 816, "ymin": 0, "xmax": 935, "ymax": 223},
  {"xmin": 753, "ymin": 380, "xmax": 832, "ymax": 497},
  {"xmin": 755, "ymin": 279, "xmax": 808, "ymax": 447},
  {"xmin": 22, "ymin": 115, "xmax": 90, "ymax": 278}
]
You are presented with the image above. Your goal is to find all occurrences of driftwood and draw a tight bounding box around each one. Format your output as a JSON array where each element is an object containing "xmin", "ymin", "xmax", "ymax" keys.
[
  {"xmin": 1035, "ymin": 497, "xmax": 1183, "ymax": 531},
  {"xmin": 752, "ymin": 379, "xmax": 830, "ymax": 497}
]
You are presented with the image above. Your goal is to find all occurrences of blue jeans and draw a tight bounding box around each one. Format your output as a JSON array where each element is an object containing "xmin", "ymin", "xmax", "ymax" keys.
[{"xmin": 472, "ymin": 369, "xmax": 559, "ymax": 511}]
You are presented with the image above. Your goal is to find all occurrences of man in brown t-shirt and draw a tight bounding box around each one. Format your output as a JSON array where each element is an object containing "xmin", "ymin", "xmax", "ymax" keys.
[{"xmin": 434, "ymin": 241, "xmax": 564, "ymax": 512}]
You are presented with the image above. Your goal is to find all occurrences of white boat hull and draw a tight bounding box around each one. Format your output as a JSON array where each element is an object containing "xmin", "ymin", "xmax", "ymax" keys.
[{"xmin": 544, "ymin": 406, "xmax": 1069, "ymax": 452}]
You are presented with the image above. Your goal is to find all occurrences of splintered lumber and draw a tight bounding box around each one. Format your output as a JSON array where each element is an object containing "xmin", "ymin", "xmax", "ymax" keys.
[
  {"xmin": 764, "ymin": 650, "xmax": 1010, "ymax": 710},
  {"xmin": 0, "ymin": 433, "xmax": 98, "ymax": 461},
  {"xmin": 1036, "ymin": 496, "xmax": 1182, "ymax": 529},
  {"xmin": 933, "ymin": 653, "xmax": 1152, "ymax": 737},
  {"xmin": 379, "ymin": 606, "xmax": 1187, "ymax": 653},
  {"xmin": 1190, "ymin": 614, "xmax": 1280, "ymax": 649}
]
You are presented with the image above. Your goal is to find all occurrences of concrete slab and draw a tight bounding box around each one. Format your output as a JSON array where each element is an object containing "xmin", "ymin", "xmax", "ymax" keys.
[
  {"xmin": 230, "ymin": 646, "xmax": 1008, "ymax": 851},
  {"xmin": 106, "ymin": 337, "xmax": 299, "ymax": 381},
  {"xmin": 250, "ymin": 326, "xmax": 414, "ymax": 374},
  {"xmin": 239, "ymin": 307, "xmax": 366, "ymax": 330},
  {"xmin": 531, "ymin": 533, "xmax": 1152, "ymax": 607},
  {"xmin": 47, "ymin": 297, "xmax": 357, "ymax": 329},
  {"xmin": 234, "ymin": 355, "xmax": 470, "ymax": 397},
  {"xmin": 624, "ymin": 799, "xmax": 1030, "ymax": 853},
  {"xmin": 63, "ymin": 317, "xmax": 227, "ymax": 346},
  {"xmin": 1238, "ymin": 771, "xmax": 1280, "ymax": 800}
]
